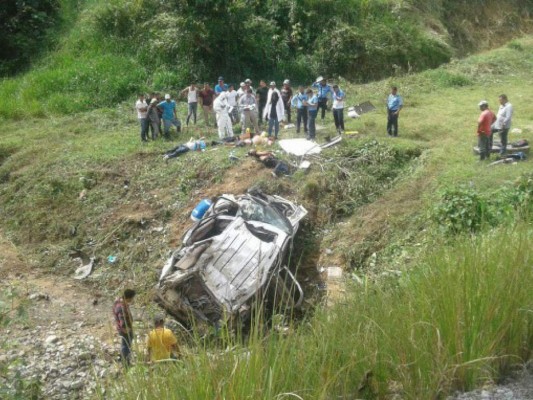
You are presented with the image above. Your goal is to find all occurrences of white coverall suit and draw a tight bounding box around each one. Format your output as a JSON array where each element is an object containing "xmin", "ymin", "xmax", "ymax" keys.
[{"xmin": 213, "ymin": 92, "xmax": 234, "ymax": 139}]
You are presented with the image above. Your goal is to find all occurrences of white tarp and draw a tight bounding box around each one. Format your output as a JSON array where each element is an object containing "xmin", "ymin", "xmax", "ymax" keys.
[{"xmin": 278, "ymin": 138, "xmax": 322, "ymax": 156}]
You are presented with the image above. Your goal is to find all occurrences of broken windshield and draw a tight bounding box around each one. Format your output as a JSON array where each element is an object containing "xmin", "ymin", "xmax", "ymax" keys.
[{"xmin": 237, "ymin": 198, "xmax": 292, "ymax": 234}]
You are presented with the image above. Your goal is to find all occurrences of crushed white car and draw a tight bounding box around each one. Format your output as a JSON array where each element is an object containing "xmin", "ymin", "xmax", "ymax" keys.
[{"xmin": 156, "ymin": 189, "xmax": 307, "ymax": 329}]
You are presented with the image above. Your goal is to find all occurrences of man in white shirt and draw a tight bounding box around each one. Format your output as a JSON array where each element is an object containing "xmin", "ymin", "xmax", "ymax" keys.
[
  {"xmin": 135, "ymin": 94, "xmax": 149, "ymax": 142},
  {"xmin": 491, "ymin": 94, "xmax": 513, "ymax": 155},
  {"xmin": 180, "ymin": 83, "xmax": 198, "ymax": 126},
  {"xmin": 332, "ymin": 85, "xmax": 346, "ymax": 134},
  {"xmin": 226, "ymin": 84, "xmax": 239, "ymax": 123}
]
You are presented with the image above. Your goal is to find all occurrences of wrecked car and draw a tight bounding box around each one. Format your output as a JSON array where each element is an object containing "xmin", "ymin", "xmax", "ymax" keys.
[{"xmin": 156, "ymin": 190, "xmax": 308, "ymax": 330}]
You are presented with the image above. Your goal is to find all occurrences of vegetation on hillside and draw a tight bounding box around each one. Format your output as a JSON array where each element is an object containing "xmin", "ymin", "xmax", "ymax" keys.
[
  {"xmin": 0, "ymin": 0, "xmax": 531, "ymax": 118},
  {"xmin": 0, "ymin": 2, "xmax": 532, "ymax": 395}
]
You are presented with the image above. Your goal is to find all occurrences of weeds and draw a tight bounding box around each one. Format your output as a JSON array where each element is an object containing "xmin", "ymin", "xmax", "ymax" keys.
[{"xmin": 104, "ymin": 224, "xmax": 533, "ymax": 399}]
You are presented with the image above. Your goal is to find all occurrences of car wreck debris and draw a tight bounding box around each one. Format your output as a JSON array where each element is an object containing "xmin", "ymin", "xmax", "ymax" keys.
[{"xmin": 156, "ymin": 189, "xmax": 307, "ymax": 330}]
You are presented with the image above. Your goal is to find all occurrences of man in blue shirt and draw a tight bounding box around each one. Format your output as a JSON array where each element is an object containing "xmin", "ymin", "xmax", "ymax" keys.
[
  {"xmin": 386, "ymin": 86, "xmax": 403, "ymax": 137},
  {"xmin": 311, "ymin": 76, "xmax": 333, "ymax": 121},
  {"xmin": 304, "ymin": 88, "xmax": 319, "ymax": 140},
  {"xmin": 158, "ymin": 94, "xmax": 181, "ymax": 139},
  {"xmin": 291, "ymin": 86, "xmax": 308, "ymax": 135},
  {"xmin": 214, "ymin": 77, "xmax": 228, "ymax": 96}
]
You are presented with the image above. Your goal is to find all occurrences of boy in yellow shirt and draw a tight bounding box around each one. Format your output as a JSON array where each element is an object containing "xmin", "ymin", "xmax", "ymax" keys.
[{"xmin": 146, "ymin": 315, "xmax": 179, "ymax": 362}]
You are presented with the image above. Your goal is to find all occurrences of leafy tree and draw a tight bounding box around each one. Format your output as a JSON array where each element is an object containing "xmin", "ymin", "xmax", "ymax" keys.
[{"xmin": 0, "ymin": 0, "xmax": 61, "ymax": 75}]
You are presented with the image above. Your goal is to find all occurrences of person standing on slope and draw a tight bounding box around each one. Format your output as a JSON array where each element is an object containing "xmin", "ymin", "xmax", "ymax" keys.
[
  {"xmin": 158, "ymin": 94, "xmax": 181, "ymax": 139},
  {"xmin": 386, "ymin": 86, "xmax": 403, "ymax": 137},
  {"xmin": 113, "ymin": 289, "xmax": 136, "ymax": 366},
  {"xmin": 180, "ymin": 83, "xmax": 198, "ymax": 126},
  {"xmin": 477, "ymin": 100, "xmax": 496, "ymax": 161},
  {"xmin": 312, "ymin": 76, "xmax": 333, "ymax": 122},
  {"xmin": 213, "ymin": 91, "xmax": 233, "ymax": 139},
  {"xmin": 491, "ymin": 94, "xmax": 513, "ymax": 156},
  {"xmin": 332, "ymin": 84, "xmax": 346, "ymax": 135},
  {"xmin": 135, "ymin": 94, "xmax": 149, "ymax": 142}
]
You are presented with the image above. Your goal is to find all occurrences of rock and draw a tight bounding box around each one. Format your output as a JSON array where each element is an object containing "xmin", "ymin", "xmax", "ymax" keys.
[
  {"xmin": 45, "ymin": 335, "xmax": 59, "ymax": 345},
  {"xmin": 29, "ymin": 292, "xmax": 50, "ymax": 301}
]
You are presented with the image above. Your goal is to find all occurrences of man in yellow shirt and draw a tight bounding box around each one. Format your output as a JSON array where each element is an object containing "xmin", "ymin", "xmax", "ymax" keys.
[{"xmin": 146, "ymin": 315, "xmax": 179, "ymax": 362}]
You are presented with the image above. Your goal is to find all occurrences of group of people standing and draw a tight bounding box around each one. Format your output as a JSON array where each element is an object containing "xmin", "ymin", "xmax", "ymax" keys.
[
  {"xmin": 476, "ymin": 94, "xmax": 514, "ymax": 160},
  {"xmin": 135, "ymin": 75, "xmax": 348, "ymax": 142}
]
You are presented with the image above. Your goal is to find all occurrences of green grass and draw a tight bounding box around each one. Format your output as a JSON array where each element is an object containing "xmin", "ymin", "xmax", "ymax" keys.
[
  {"xmin": 103, "ymin": 224, "xmax": 533, "ymax": 399},
  {"xmin": 0, "ymin": 37, "xmax": 532, "ymax": 399}
]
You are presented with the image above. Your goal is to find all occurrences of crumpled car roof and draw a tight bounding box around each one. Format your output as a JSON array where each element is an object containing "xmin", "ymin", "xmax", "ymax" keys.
[{"xmin": 156, "ymin": 190, "xmax": 307, "ymax": 328}]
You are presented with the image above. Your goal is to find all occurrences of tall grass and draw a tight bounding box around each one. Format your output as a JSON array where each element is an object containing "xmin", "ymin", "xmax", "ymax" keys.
[{"xmin": 105, "ymin": 224, "xmax": 532, "ymax": 399}]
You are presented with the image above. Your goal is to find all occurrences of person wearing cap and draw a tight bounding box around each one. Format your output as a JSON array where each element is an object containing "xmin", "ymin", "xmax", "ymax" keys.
[
  {"xmin": 199, "ymin": 83, "xmax": 215, "ymax": 127},
  {"xmin": 332, "ymin": 84, "xmax": 346, "ymax": 134},
  {"xmin": 477, "ymin": 100, "xmax": 496, "ymax": 161},
  {"xmin": 180, "ymin": 83, "xmax": 198, "ymax": 126},
  {"xmin": 490, "ymin": 94, "xmax": 513, "ymax": 156},
  {"xmin": 145, "ymin": 314, "xmax": 179, "ymax": 362},
  {"xmin": 237, "ymin": 82, "xmax": 246, "ymax": 98},
  {"xmin": 311, "ymin": 76, "xmax": 333, "ymax": 121},
  {"xmin": 146, "ymin": 98, "xmax": 160, "ymax": 140},
  {"xmin": 213, "ymin": 91, "xmax": 234, "ymax": 139},
  {"xmin": 239, "ymin": 88, "xmax": 260, "ymax": 136},
  {"xmin": 135, "ymin": 94, "xmax": 149, "ymax": 142},
  {"xmin": 214, "ymin": 77, "xmax": 228, "ymax": 96},
  {"xmin": 264, "ymin": 89, "xmax": 284, "ymax": 139},
  {"xmin": 291, "ymin": 86, "xmax": 308, "ymax": 136},
  {"xmin": 256, "ymin": 80, "xmax": 269, "ymax": 125},
  {"xmin": 158, "ymin": 94, "xmax": 181, "ymax": 139},
  {"xmin": 303, "ymin": 89, "xmax": 319, "ymax": 140},
  {"xmin": 281, "ymin": 79, "xmax": 293, "ymax": 124},
  {"xmin": 244, "ymin": 78, "xmax": 254, "ymax": 94},
  {"xmin": 386, "ymin": 86, "xmax": 403, "ymax": 137}
]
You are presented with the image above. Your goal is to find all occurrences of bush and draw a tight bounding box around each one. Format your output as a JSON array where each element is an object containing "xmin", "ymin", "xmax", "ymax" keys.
[
  {"xmin": 424, "ymin": 69, "xmax": 472, "ymax": 87},
  {"xmin": 432, "ymin": 187, "xmax": 493, "ymax": 234}
]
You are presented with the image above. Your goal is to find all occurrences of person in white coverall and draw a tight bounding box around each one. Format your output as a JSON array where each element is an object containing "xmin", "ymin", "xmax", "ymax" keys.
[{"xmin": 213, "ymin": 92, "xmax": 233, "ymax": 139}]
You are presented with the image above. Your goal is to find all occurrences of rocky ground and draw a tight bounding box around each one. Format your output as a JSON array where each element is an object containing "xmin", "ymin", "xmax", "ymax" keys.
[
  {"xmin": 0, "ymin": 274, "xmax": 124, "ymax": 399},
  {"xmin": 448, "ymin": 363, "xmax": 533, "ymax": 400}
]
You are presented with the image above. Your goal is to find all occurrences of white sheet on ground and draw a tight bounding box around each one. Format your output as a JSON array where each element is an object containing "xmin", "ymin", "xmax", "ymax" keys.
[{"xmin": 278, "ymin": 138, "xmax": 322, "ymax": 156}]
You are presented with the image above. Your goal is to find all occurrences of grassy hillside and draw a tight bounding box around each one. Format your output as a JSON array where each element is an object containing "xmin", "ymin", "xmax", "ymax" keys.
[
  {"xmin": 0, "ymin": 0, "xmax": 532, "ymax": 119},
  {"xmin": 0, "ymin": 35, "xmax": 532, "ymax": 398}
]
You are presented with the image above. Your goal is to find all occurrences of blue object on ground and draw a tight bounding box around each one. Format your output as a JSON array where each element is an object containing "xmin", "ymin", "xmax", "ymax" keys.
[{"xmin": 191, "ymin": 199, "xmax": 213, "ymax": 221}]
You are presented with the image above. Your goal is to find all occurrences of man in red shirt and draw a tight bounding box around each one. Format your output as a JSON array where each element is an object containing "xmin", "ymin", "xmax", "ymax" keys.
[
  {"xmin": 477, "ymin": 100, "xmax": 496, "ymax": 161},
  {"xmin": 113, "ymin": 288, "xmax": 136, "ymax": 366},
  {"xmin": 199, "ymin": 83, "xmax": 215, "ymax": 127}
]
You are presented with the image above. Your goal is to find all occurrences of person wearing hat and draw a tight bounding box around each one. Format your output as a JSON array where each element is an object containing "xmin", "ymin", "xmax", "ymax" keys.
[
  {"xmin": 239, "ymin": 88, "xmax": 260, "ymax": 136},
  {"xmin": 146, "ymin": 98, "xmax": 161, "ymax": 140},
  {"xmin": 281, "ymin": 79, "xmax": 293, "ymax": 124},
  {"xmin": 158, "ymin": 94, "xmax": 181, "ymax": 139},
  {"xmin": 386, "ymin": 86, "xmax": 403, "ymax": 137},
  {"xmin": 311, "ymin": 76, "xmax": 333, "ymax": 121},
  {"xmin": 135, "ymin": 94, "xmax": 149, "ymax": 142},
  {"xmin": 199, "ymin": 83, "xmax": 215, "ymax": 127},
  {"xmin": 145, "ymin": 314, "xmax": 179, "ymax": 362},
  {"xmin": 214, "ymin": 76, "xmax": 228, "ymax": 96},
  {"xmin": 244, "ymin": 78, "xmax": 254, "ymax": 94},
  {"xmin": 256, "ymin": 80, "xmax": 269, "ymax": 125},
  {"xmin": 477, "ymin": 100, "xmax": 496, "ymax": 161}
]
